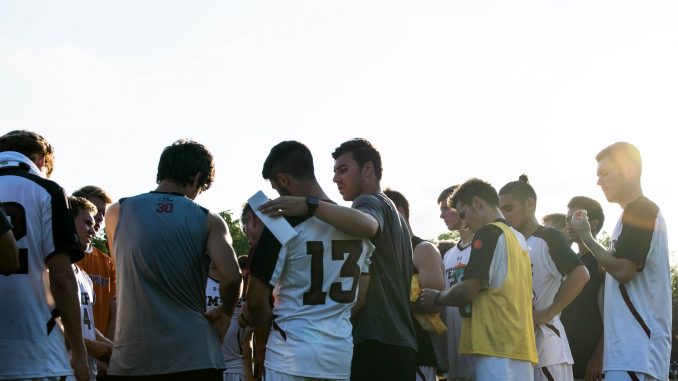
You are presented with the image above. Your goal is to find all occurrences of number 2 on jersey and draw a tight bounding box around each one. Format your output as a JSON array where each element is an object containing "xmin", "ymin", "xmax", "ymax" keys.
[{"xmin": 303, "ymin": 240, "xmax": 362, "ymax": 305}]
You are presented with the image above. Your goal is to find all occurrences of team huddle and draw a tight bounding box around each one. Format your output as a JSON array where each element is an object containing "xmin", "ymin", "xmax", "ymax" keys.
[{"xmin": 0, "ymin": 130, "xmax": 671, "ymax": 381}]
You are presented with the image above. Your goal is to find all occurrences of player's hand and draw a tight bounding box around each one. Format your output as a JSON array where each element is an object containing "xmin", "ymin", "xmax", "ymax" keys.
[
  {"xmin": 259, "ymin": 196, "xmax": 308, "ymax": 217},
  {"xmin": 204, "ymin": 306, "xmax": 231, "ymax": 342},
  {"xmin": 419, "ymin": 288, "xmax": 439, "ymax": 307},
  {"xmin": 85, "ymin": 338, "xmax": 112, "ymax": 362},
  {"xmin": 71, "ymin": 354, "xmax": 90, "ymax": 381},
  {"xmin": 532, "ymin": 308, "xmax": 553, "ymax": 326},
  {"xmin": 569, "ymin": 209, "xmax": 592, "ymax": 238},
  {"xmin": 585, "ymin": 348, "xmax": 603, "ymax": 381}
]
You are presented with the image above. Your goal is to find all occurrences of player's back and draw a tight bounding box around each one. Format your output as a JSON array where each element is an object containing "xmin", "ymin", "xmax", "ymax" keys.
[
  {"xmin": 109, "ymin": 191, "xmax": 223, "ymax": 375},
  {"xmin": 0, "ymin": 165, "xmax": 81, "ymax": 379},
  {"xmin": 266, "ymin": 216, "xmax": 373, "ymax": 379}
]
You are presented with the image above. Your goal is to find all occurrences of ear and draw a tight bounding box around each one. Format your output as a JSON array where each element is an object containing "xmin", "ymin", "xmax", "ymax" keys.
[
  {"xmin": 28, "ymin": 153, "xmax": 46, "ymax": 172},
  {"xmin": 275, "ymin": 173, "xmax": 290, "ymax": 188},
  {"xmin": 472, "ymin": 196, "xmax": 483, "ymax": 210},
  {"xmin": 361, "ymin": 160, "xmax": 375, "ymax": 178},
  {"xmin": 526, "ymin": 197, "xmax": 536, "ymax": 211}
]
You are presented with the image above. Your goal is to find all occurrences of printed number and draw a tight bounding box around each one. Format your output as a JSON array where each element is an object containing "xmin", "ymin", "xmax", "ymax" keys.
[
  {"xmin": 82, "ymin": 308, "xmax": 92, "ymax": 330},
  {"xmin": 303, "ymin": 240, "xmax": 362, "ymax": 305},
  {"xmin": 1, "ymin": 202, "xmax": 29, "ymax": 274},
  {"xmin": 156, "ymin": 202, "xmax": 174, "ymax": 213}
]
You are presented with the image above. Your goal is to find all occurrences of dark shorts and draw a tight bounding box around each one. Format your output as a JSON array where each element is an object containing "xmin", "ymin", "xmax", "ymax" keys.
[
  {"xmin": 351, "ymin": 340, "xmax": 417, "ymax": 381},
  {"xmin": 107, "ymin": 369, "xmax": 223, "ymax": 381}
]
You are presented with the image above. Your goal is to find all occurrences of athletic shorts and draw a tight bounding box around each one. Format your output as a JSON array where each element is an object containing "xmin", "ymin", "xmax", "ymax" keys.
[
  {"xmin": 534, "ymin": 363, "xmax": 572, "ymax": 381},
  {"xmin": 223, "ymin": 372, "xmax": 246, "ymax": 381},
  {"xmin": 264, "ymin": 368, "xmax": 347, "ymax": 381},
  {"xmin": 351, "ymin": 340, "xmax": 417, "ymax": 381},
  {"xmin": 475, "ymin": 356, "xmax": 534, "ymax": 381},
  {"xmin": 605, "ymin": 370, "xmax": 661, "ymax": 381}
]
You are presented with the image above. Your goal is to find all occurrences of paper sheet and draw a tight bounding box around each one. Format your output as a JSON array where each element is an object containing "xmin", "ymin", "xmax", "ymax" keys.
[{"xmin": 247, "ymin": 190, "xmax": 298, "ymax": 245}]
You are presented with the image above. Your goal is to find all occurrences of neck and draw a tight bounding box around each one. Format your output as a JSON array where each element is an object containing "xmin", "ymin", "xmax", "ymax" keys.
[
  {"xmin": 520, "ymin": 217, "xmax": 540, "ymax": 239},
  {"xmin": 296, "ymin": 182, "xmax": 330, "ymax": 200},
  {"xmin": 155, "ymin": 181, "xmax": 195, "ymax": 199},
  {"xmin": 459, "ymin": 229, "xmax": 474, "ymax": 246},
  {"xmin": 619, "ymin": 184, "xmax": 643, "ymax": 209},
  {"xmin": 361, "ymin": 180, "xmax": 381, "ymax": 196}
]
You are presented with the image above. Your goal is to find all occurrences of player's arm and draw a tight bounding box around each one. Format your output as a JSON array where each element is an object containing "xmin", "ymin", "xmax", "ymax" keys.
[
  {"xmin": 351, "ymin": 273, "xmax": 370, "ymax": 317},
  {"xmin": 106, "ymin": 298, "xmax": 117, "ymax": 340},
  {"xmin": 242, "ymin": 276, "xmax": 273, "ymax": 340},
  {"xmin": 534, "ymin": 264, "xmax": 589, "ymax": 325},
  {"xmin": 104, "ymin": 202, "xmax": 120, "ymax": 265},
  {"xmin": 85, "ymin": 329, "xmax": 113, "ymax": 362},
  {"xmin": 204, "ymin": 212, "xmax": 242, "ymax": 339},
  {"xmin": 570, "ymin": 210, "xmax": 638, "ymax": 284},
  {"xmin": 47, "ymin": 253, "xmax": 90, "ymax": 380},
  {"xmin": 421, "ymin": 278, "xmax": 485, "ymax": 307},
  {"xmin": 258, "ymin": 196, "xmax": 379, "ymax": 238},
  {"xmin": 0, "ymin": 229, "xmax": 18, "ymax": 275},
  {"xmin": 411, "ymin": 241, "xmax": 445, "ymax": 313}
]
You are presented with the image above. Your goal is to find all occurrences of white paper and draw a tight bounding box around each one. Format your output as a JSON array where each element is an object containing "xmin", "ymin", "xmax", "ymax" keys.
[{"xmin": 247, "ymin": 190, "xmax": 298, "ymax": 245}]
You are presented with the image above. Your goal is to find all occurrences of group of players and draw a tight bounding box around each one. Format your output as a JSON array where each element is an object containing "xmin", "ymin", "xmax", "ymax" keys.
[{"xmin": 0, "ymin": 130, "xmax": 671, "ymax": 381}]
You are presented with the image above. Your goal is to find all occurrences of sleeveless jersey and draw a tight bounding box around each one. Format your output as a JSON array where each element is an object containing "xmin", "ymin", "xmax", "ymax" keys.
[
  {"xmin": 205, "ymin": 276, "xmax": 246, "ymax": 374},
  {"xmin": 252, "ymin": 215, "xmax": 374, "ymax": 379},
  {"xmin": 109, "ymin": 192, "xmax": 224, "ymax": 375},
  {"xmin": 0, "ymin": 152, "xmax": 82, "ymax": 379},
  {"xmin": 603, "ymin": 197, "xmax": 670, "ymax": 380},
  {"xmin": 74, "ymin": 264, "xmax": 98, "ymax": 380},
  {"xmin": 78, "ymin": 246, "xmax": 116, "ymax": 335},
  {"xmin": 459, "ymin": 221, "xmax": 538, "ymax": 364}
]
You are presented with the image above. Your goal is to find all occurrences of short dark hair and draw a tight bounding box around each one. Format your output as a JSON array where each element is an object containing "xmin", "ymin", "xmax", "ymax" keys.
[
  {"xmin": 438, "ymin": 185, "xmax": 458, "ymax": 205},
  {"xmin": 73, "ymin": 185, "xmax": 113, "ymax": 204},
  {"xmin": 261, "ymin": 141, "xmax": 316, "ymax": 181},
  {"xmin": 241, "ymin": 203, "xmax": 254, "ymax": 225},
  {"xmin": 0, "ymin": 130, "xmax": 55, "ymax": 177},
  {"xmin": 596, "ymin": 141, "xmax": 642, "ymax": 176},
  {"xmin": 542, "ymin": 213, "xmax": 567, "ymax": 230},
  {"xmin": 156, "ymin": 140, "xmax": 215, "ymax": 192},
  {"xmin": 450, "ymin": 178, "xmax": 499, "ymax": 208},
  {"xmin": 567, "ymin": 196, "xmax": 605, "ymax": 235},
  {"xmin": 69, "ymin": 196, "xmax": 97, "ymax": 217},
  {"xmin": 332, "ymin": 138, "xmax": 383, "ymax": 181},
  {"xmin": 383, "ymin": 188, "xmax": 409, "ymax": 220},
  {"xmin": 499, "ymin": 174, "xmax": 536, "ymax": 203}
]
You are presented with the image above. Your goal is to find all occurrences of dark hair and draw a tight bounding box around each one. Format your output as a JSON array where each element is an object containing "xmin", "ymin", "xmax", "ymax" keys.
[
  {"xmin": 156, "ymin": 140, "xmax": 215, "ymax": 192},
  {"xmin": 237, "ymin": 255, "xmax": 248, "ymax": 269},
  {"xmin": 450, "ymin": 178, "xmax": 499, "ymax": 208},
  {"xmin": 542, "ymin": 213, "xmax": 567, "ymax": 230},
  {"xmin": 0, "ymin": 130, "xmax": 55, "ymax": 177},
  {"xmin": 261, "ymin": 141, "xmax": 316, "ymax": 181},
  {"xmin": 438, "ymin": 185, "xmax": 458, "ymax": 205},
  {"xmin": 499, "ymin": 174, "xmax": 536, "ymax": 203},
  {"xmin": 332, "ymin": 138, "xmax": 383, "ymax": 181},
  {"xmin": 241, "ymin": 203, "xmax": 254, "ymax": 225},
  {"xmin": 596, "ymin": 141, "xmax": 642, "ymax": 176},
  {"xmin": 383, "ymin": 188, "xmax": 409, "ymax": 220},
  {"xmin": 69, "ymin": 196, "xmax": 96, "ymax": 217},
  {"xmin": 73, "ymin": 185, "xmax": 113, "ymax": 204},
  {"xmin": 567, "ymin": 196, "xmax": 605, "ymax": 235}
]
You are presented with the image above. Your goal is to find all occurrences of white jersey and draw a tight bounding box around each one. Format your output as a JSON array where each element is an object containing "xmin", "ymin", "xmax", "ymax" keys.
[
  {"xmin": 205, "ymin": 276, "xmax": 245, "ymax": 374},
  {"xmin": 251, "ymin": 215, "xmax": 374, "ymax": 379},
  {"xmin": 527, "ymin": 226, "xmax": 581, "ymax": 368},
  {"xmin": 604, "ymin": 197, "xmax": 670, "ymax": 380},
  {"xmin": 441, "ymin": 242, "xmax": 475, "ymax": 379},
  {"xmin": 0, "ymin": 151, "xmax": 83, "ymax": 379},
  {"xmin": 73, "ymin": 264, "xmax": 97, "ymax": 381}
]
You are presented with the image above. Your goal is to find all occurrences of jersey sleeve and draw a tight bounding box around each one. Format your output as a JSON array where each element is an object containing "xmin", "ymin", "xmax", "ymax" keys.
[
  {"xmin": 46, "ymin": 185, "xmax": 83, "ymax": 263},
  {"xmin": 360, "ymin": 240, "xmax": 374, "ymax": 274},
  {"xmin": 541, "ymin": 227, "xmax": 583, "ymax": 276},
  {"xmin": 352, "ymin": 195, "xmax": 385, "ymax": 236},
  {"xmin": 462, "ymin": 224, "xmax": 503, "ymax": 283},
  {"xmin": 248, "ymin": 227, "xmax": 283, "ymax": 287},
  {"xmin": 613, "ymin": 198, "xmax": 659, "ymax": 268}
]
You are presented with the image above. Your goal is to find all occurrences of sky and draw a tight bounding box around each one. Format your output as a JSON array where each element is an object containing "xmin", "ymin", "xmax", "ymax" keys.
[{"xmin": 1, "ymin": 1, "xmax": 677, "ymax": 257}]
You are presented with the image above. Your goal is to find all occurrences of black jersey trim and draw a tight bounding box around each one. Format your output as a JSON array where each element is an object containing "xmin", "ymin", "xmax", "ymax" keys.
[{"xmin": 619, "ymin": 284, "xmax": 651, "ymax": 339}]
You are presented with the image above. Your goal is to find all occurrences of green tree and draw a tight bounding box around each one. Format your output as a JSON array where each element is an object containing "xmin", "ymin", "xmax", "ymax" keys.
[
  {"xmin": 437, "ymin": 230, "xmax": 460, "ymax": 242},
  {"xmin": 92, "ymin": 229, "xmax": 109, "ymax": 254},
  {"xmin": 219, "ymin": 210, "xmax": 249, "ymax": 258}
]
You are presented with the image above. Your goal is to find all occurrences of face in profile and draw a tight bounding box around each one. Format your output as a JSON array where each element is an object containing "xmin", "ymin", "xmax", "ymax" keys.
[
  {"xmin": 74, "ymin": 210, "xmax": 96, "ymax": 250},
  {"xmin": 456, "ymin": 202, "xmax": 481, "ymax": 233},
  {"xmin": 333, "ymin": 152, "xmax": 365, "ymax": 201},
  {"xmin": 596, "ymin": 157, "xmax": 627, "ymax": 203},
  {"xmin": 439, "ymin": 202, "xmax": 461, "ymax": 231},
  {"xmin": 498, "ymin": 193, "xmax": 530, "ymax": 233}
]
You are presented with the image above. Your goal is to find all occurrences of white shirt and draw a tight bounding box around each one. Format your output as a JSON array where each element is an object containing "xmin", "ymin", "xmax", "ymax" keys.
[{"xmin": 205, "ymin": 276, "xmax": 245, "ymax": 373}]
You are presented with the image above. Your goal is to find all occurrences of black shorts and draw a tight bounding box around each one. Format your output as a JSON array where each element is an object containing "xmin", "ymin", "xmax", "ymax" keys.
[{"xmin": 351, "ymin": 340, "xmax": 417, "ymax": 381}]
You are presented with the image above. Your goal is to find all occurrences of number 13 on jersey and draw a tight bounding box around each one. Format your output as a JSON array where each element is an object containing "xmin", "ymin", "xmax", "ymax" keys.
[{"xmin": 303, "ymin": 240, "xmax": 364, "ymax": 305}]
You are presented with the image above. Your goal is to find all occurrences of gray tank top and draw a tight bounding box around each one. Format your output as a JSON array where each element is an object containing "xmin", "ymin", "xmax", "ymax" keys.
[{"xmin": 109, "ymin": 192, "xmax": 224, "ymax": 375}]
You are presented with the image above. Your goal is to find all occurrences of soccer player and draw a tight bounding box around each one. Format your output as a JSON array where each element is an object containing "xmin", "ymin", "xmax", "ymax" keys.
[
  {"xmin": 385, "ymin": 188, "xmax": 445, "ymax": 381},
  {"xmin": 438, "ymin": 185, "xmax": 476, "ymax": 381},
  {"xmin": 420, "ymin": 178, "xmax": 538, "ymax": 381},
  {"xmin": 244, "ymin": 140, "xmax": 374, "ymax": 381},
  {"xmin": 72, "ymin": 185, "xmax": 117, "ymax": 340},
  {"xmin": 499, "ymin": 176, "xmax": 589, "ymax": 381},
  {"xmin": 105, "ymin": 139, "xmax": 241, "ymax": 380},
  {"xmin": 0, "ymin": 202, "xmax": 19, "ymax": 275},
  {"xmin": 0, "ymin": 130, "xmax": 89, "ymax": 380},
  {"xmin": 562, "ymin": 196, "xmax": 605, "ymax": 381},
  {"xmin": 570, "ymin": 142, "xmax": 670, "ymax": 381},
  {"xmin": 259, "ymin": 138, "xmax": 418, "ymax": 381}
]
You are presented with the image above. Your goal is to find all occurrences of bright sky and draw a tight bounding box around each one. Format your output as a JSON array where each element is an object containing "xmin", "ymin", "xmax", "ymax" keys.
[{"xmin": 1, "ymin": 1, "xmax": 676, "ymax": 256}]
